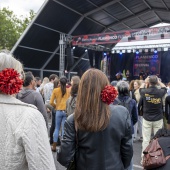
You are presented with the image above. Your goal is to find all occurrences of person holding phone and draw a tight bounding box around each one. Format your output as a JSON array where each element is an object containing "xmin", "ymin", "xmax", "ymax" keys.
[{"xmin": 139, "ymin": 75, "xmax": 167, "ymax": 163}]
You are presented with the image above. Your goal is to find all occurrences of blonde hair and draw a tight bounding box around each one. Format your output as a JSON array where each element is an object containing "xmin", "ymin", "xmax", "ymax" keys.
[
  {"xmin": 0, "ymin": 51, "xmax": 24, "ymax": 77},
  {"xmin": 42, "ymin": 77, "xmax": 49, "ymax": 85},
  {"xmin": 134, "ymin": 80, "xmax": 141, "ymax": 88}
]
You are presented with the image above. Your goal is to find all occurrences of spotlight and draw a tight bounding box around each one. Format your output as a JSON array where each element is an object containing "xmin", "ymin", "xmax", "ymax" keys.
[
  {"xmin": 122, "ymin": 49, "xmax": 126, "ymax": 53},
  {"xmin": 119, "ymin": 50, "xmax": 122, "ymax": 55},
  {"xmin": 103, "ymin": 52, "xmax": 107, "ymax": 56},
  {"xmin": 136, "ymin": 50, "xmax": 139, "ymax": 55},
  {"xmin": 85, "ymin": 49, "xmax": 88, "ymax": 52},
  {"xmin": 164, "ymin": 47, "xmax": 168, "ymax": 51},
  {"xmin": 73, "ymin": 46, "xmax": 75, "ymax": 49},
  {"xmin": 116, "ymin": 50, "xmax": 120, "ymax": 53},
  {"xmin": 157, "ymin": 48, "xmax": 161, "ymax": 52},
  {"xmin": 139, "ymin": 49, "xmax": 142, "ymax": 53},
  {"xmin": 154, "ymin": 49, "xmax": 157, "ymax": 54},
  {"xmin": 145, "ymin": 49, "xmax": 148, "ymax": 53},
  {"xmin": 111, "ymin": 50, "xmax": 115, "ymax": 54}
]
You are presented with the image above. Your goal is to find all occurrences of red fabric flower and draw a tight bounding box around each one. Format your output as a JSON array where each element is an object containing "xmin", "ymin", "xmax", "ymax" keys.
[
  {"xmin": 0, "ymin": 68, "xmax": 23, "ymax": 95},
  {"xmin": 101, "ymin": 85, "xmax": 118, "ymax": 105}
]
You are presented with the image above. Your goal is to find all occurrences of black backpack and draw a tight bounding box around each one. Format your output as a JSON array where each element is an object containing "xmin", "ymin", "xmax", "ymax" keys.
[{"xmin": 115, "ymin": 97, "xmax": 132, "ymax": 116}]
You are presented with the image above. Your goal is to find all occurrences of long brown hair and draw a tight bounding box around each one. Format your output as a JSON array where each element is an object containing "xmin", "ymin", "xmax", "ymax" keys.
[
  {"xmin": 60, "ymin": 76, "xmax": 67, "ymax": 97},
  {"xmin": 129, "ymin": 80, "xmax": 135, "ymax": 91},
  {"xmin": 71, "ymin": 76, "xmax": 80, "ymax": 85},
  {"xmin": 74, "ymin": 69, "xmax": 110, "ymax": 132}
]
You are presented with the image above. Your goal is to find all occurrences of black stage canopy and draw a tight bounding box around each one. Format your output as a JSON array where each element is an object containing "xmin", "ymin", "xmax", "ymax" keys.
[{"xmin": 11, "ymin": 0, "xmax": 170, "ymax": 78}]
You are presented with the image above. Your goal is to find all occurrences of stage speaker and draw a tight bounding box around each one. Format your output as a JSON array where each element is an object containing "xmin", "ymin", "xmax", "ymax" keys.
[
  {"xmin": 128, "ymin": 37, "xmax": 136, "ymax": 42},
  {"xmin": 88, "ymin": 50, "xmax": 94, "ymax": 67},
  {"xmin": 161, "ymin": 34, "xmax": 164, "ymax": 39},
  {"xmin": 89, "ymin": 51, "xmax": 103, "ymax": 69},
  {"xmin": 66, "ymin": 47, "xmax": 74, "ymax": 71},
  {"xmin": 144, "ymin": 36, "xmax": 147, "ymax": 40}
]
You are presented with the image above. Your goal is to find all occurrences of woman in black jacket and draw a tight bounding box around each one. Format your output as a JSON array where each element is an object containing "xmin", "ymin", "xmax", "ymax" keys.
[{"xmin": 57, "ymin": 69, "xmax": 133, "ymax": 170}]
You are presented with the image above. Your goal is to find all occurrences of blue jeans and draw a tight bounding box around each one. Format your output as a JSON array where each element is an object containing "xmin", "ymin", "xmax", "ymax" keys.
[{"xmin": 53, "ymin": 110, "xmax": 67, "ymax": 143}]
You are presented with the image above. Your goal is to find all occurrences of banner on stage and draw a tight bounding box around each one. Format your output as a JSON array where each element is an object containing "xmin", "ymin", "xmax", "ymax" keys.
[
  {"xmin": 133, "ymin": 53, "xmax": 161, "ymax": 76},
  {"xmin": 72, "ymin": 26, "xmax": 170, "ymax": 46}
]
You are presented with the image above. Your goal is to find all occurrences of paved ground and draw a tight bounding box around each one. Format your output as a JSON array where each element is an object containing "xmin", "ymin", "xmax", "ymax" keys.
[
  {"xmin": 52, "ymin": 139, "xmax": 143, "ymax": 170},
  {"xmin": 133, "ymin": 140, "xmax": 143, "ymax": 170},
  {"xmin": 53, "ymin": 151, "xmax": 65, "ymax": 170}
]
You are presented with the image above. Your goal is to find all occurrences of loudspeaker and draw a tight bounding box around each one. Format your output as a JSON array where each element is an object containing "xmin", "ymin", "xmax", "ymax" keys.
[
  {"xmin": 144, "ymin": 36, "xmax": 147, "ymax": 40},
  {"xmin": 161, "ymin": 34, "xmax": 164, "ymax": 39},
  {"xmin": 88, "ymin": 50, "xmax": 94, "ymax": 67},
  {"xmin": 88, "ymin": 50, "xmax": 102, "ymax": 69},
  {"xmin": 128, "ymin": 37, "xmax": 136, "ymax": 42},
  {"xmin": 66, "ymin": 47, "xmax": 74, "ymax": 71}
]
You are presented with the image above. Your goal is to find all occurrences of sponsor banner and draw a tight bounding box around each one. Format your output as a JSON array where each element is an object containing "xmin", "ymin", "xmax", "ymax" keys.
[
  {"xmin": 72, "ymin": 26, "xmax": 170, "ymax": 45},
  {"xmin": 133, "ymin": 53, "xmax": 161, "ymax": 76}
]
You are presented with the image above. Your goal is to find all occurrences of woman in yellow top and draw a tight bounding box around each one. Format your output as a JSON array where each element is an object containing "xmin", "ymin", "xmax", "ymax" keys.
[{"xmin": 50, "ymin": 76, "xmax": 70, "ymax": 151}]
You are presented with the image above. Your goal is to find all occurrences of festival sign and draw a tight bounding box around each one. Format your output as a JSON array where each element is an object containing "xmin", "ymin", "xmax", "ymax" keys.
[
  {"xmin": 72, "ymin": 26, "xmax": 170, "ymax": 46},
  {"xmin": 133, "ymin": 53, "xmax": 161, "ymax": 77}
]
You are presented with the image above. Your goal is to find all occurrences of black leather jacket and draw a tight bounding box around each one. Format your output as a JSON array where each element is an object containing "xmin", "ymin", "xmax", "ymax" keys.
[{"xmin": 57, "ymin": 105, "xmax": 133, "ymax": 170}]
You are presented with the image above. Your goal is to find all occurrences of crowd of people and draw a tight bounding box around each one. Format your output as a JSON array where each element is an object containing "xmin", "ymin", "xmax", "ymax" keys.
[{"xmin": 1, "ymin": 50, "xmax": 170, "ymax": 170}]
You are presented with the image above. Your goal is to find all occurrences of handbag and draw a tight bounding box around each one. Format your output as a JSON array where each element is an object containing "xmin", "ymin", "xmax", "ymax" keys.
[
  {"xmin": 67, "ymin": 124, "xmax": 78, "ymax": 170},
  {"xmin": 67, "ymin": 160, "xmax": 76, "ymax": 170},
  {"xmin": 142, "ymin": 138, "xmax": 170, "ymax": 169},
  {"xmin": 138, "ymin": 106, "xmax": 143, "ymax": 116}
]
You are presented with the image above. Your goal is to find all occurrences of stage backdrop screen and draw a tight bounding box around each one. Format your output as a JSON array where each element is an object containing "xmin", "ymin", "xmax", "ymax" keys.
[{"xmin": 133, "ymin": 52, "xmax": 161, "ymax": 76}]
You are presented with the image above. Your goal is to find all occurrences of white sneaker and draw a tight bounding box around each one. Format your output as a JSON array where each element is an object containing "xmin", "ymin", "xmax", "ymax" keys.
[{"xmin": 133, "ymin": 137, "xmax": 137, "ymax": 142}]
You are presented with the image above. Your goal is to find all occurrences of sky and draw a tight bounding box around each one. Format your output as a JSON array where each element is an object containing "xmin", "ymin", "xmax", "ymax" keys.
[{"xmin": 0, "ymin": 0, "xmax": 45, "ymax": 18}]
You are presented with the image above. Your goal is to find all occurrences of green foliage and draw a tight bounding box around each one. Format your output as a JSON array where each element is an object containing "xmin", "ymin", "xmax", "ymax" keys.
[{"xmin": 0, "ymin": 8, "xmax": 35, "ymax": 50}]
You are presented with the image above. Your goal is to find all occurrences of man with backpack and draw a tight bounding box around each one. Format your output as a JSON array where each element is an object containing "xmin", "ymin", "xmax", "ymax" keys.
[{"xmin": 112, "ymin": 80, "xmax": 138, "ymax": 170}]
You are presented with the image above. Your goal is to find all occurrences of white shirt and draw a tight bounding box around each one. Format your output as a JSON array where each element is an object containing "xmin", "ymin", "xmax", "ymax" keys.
[{"xmin": 43, "ymin": 82, "xmax": 54, "ymax": 103}]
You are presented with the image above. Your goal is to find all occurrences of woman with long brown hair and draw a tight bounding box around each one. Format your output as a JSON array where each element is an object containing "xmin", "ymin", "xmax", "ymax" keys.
[
  {"xmin": 57, "ymin": 69, "xmax": 133, "ymax": 170},
  {"xmin": 66, "ymin": 76, "xmax": 80, "ymax": 116}
]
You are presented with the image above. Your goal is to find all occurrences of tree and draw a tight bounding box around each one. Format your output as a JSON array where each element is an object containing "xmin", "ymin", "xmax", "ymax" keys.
[{"xmin": 0, "ymin": 8, "xmax": 35, "ymax": 50}]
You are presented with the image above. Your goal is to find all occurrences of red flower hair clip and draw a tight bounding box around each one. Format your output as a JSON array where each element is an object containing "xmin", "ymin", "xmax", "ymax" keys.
[
  {"xmin": 0, "ymin": 68, "xmax": 23, "ymax": 95},
  {"xmin": 101, "ymin": 85, "xmax": 118, "ymax": 105}
]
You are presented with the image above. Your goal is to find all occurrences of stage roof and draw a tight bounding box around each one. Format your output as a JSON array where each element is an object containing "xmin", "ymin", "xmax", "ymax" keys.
[{"xmin": 11, "ymin": 0, "xmax": 170, "ymax": 75}]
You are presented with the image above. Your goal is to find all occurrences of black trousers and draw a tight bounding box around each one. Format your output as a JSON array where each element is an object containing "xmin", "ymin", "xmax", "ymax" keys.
[{"xmin": 50, "ymin": 109, "xmax": 60, "ymax": 145}]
